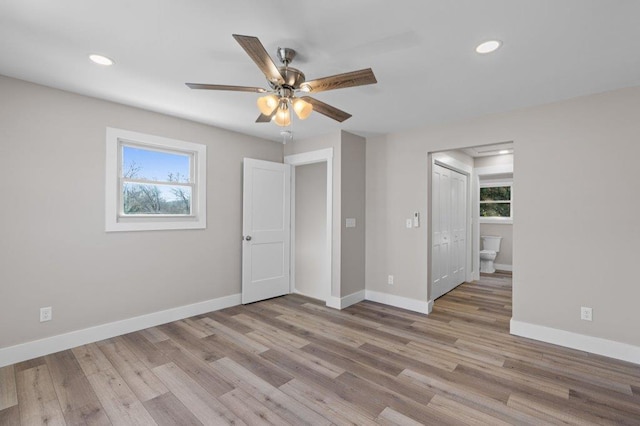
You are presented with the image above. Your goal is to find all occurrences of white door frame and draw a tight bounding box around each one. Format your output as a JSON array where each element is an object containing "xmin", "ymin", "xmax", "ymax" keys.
[
  {"xmin": 284, "ymin": 148, "xmax": 333, "ymax": 305},
  {"xmin": 428, "ymin": 153, "xmax": 473, "ymax": 308}
]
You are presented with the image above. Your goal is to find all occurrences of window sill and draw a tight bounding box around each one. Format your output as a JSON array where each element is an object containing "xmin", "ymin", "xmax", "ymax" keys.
[
  {"xmin": 106, "ymin": 216, "xmax": 206, "ymax": 232},
  {"xmin": 479, "ymin": 217, "xmax": 513, "ymax": 225}
]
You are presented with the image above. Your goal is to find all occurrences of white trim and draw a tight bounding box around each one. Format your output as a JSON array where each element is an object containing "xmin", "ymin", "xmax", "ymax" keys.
[
  {"xmin": 432, "ymin": 153, "xmax": 473, "ymax": 174},
  {"xmin": 105, "ymin": 127, "xmax": 207, "ymax": 232},
  {"xmin": 510, "ymin": 319, "xmax": 640, "ymax": 365},
  {"xmin": 493, "ymin": 263, "xmax": 513, "ymax": 272},
  {"xmin": 284, "ymin": 148, "xmax": 333, "ymax": 166},
  {"xmin": 0, "ymin": 293, "xmax": 240, "ymax": 368},
  {"xmin": 428, "ymin": 299, "xmax": 434, "ymax": 314},
  {"xmin": 326, "ymin": 290, "xmax": 366, "ymax": 310},
  {"xmin": 365, "ymin": 290, "xmax": 430, "ymax": 314},
  {"xmin": 471, "ymin": 170, "xmax": 480, "ymax": 281},
  {"xmin": 479, "ymin": 217, "xmax": 513, "ymax": 225},
  {"xmin": 289, "ymin": 166, "xmax": 297, "ymax": 295},
  {"xmin": 285, "ymin": 148, "xmax": 334, "ymax": 302},
  {"xmin": 475, "ymin": 164, "xmax": 513, "ymax": 176}
]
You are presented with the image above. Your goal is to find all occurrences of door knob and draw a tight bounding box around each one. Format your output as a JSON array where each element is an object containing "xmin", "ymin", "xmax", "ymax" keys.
[{"xmin": 245, "ymin": 235, "xmax": 252, "ymax": 241}]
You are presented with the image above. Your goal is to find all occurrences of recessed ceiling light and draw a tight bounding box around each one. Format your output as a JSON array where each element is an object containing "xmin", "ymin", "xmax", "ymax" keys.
[
  {"xmin": 89, "ymin": 54, "xmax": 114, "ymax": 66},
  {"xmin": 499, "ymin": 149, "xmax": 510, "ymax": 154},
  {"xmin": 475, "ymin": 40, "xmax": 502, "ymax": 54}
]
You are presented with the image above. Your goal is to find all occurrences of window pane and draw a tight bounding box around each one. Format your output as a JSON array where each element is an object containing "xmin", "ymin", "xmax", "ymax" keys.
[
  {"xmin": 480, "ymin": 186, "xmax": 511, "ymax": 201},
  {"xmin": 480, "ymin": 202, "xmax": 510, "ymax": 217},
  {"xmin": 122, "ymin": 182, "xmax": 191, "ymax": 215},
  {"xmin": 122, "ymin": 145, "xmax": 190, "ymax": 183}
]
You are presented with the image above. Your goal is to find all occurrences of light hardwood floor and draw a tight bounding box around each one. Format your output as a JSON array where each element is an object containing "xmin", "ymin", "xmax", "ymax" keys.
[{"xmin": 1, "ymin": 273, "xmax": 640, "ymax": 425}]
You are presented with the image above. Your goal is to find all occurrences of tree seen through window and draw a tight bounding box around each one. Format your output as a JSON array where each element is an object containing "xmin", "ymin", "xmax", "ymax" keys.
[
  {"xmin": 480, "ymin": 185, "xmax": 511, "ymax": 218},
  {"xmin": 121, "ymin": 145, "xmax": 193, "ymax": 215}
]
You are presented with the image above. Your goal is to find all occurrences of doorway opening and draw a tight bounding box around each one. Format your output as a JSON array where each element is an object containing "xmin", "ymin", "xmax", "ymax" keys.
[
  {"xmin": 285, "ymin": 148, "xmax": 333, "ymax": 304},
  {"xmin": 428, "ymin": 142, "xmax": 514, "ymax": 307}
]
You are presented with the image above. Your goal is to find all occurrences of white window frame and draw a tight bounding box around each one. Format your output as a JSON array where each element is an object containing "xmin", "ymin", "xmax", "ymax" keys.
[
  {"xmin": 105, "ymin": 127, "xmax": 206, "ymax": 232},
  {"xmin": 479, "ymin": 179, "xmax": 513, "ymax": 224}
]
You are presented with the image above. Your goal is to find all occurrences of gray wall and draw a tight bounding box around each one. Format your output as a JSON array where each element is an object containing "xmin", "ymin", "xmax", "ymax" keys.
[
  {"xmin": 294, "ymin": 162, "xmax": 328, "ymax": 300},
  {"xmin": 0, "ymin": 75, "xmax": 282, "ymax": 349},
  {"xmin": 340, "ymin": 132, "xmax": 366, "ymax": 297},
  {"xmin": 480, "ymin": 224, "xmax": 513, "ymax": 267},
  {"xmin": 285, "ymin": 132, "xmax": 342, "ymax": 299},
  {"xmin": 366, "ymin": 86, "xmax": 640, "ymax": 347},
  {"xmin": 285, "ymin": 131, "xmax": 366, "ymax": 299}
]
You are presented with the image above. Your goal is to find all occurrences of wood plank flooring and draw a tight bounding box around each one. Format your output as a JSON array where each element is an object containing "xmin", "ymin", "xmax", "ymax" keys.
[{"xmin": 2, "ymin": 272, "xmax": 640, "ymax": 425}]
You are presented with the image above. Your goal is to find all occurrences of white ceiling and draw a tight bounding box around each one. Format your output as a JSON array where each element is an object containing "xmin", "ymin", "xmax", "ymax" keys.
[{"xmin": 1, "ymin": 1, "xmax": 639, "ymax": 142}]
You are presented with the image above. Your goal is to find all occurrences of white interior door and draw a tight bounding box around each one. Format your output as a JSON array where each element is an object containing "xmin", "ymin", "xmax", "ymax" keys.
[
  {"xmin": 450, "ymin": 171, "xmax": 468, "ymax": 286},
  {"xmin": 432, "ymin": 163, "xmax": 467, "ymax": 300},
  {"xmin": 432, "ymin": 164, "xmax": 451, "ymax": 299},
  {"xmin": 242, "ymin": 158, "xmax": 291, "ymax": 304}
]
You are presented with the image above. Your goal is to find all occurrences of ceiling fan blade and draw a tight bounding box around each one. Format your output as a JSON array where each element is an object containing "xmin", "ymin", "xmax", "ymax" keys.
[
  {"xmin": 301, "ymin": 97, "xmax": 352, "ymax": 122},
  {"xmin": 255, "ymin": 112, "xmax": 274, "ymax": 123},
  {"xmin": 185, "ymin": 83, "xmax": 266, "ymax": 93},
  {"xmin": 302, "ymin": 68, "xmax": 377, "ymax": 94},
  {"xmin": 232, "ymin": 34, "xmax": 285, "ymax": 85}
]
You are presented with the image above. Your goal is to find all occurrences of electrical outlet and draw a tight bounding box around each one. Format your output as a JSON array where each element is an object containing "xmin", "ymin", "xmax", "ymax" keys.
[
  {"xmin": 388, "ymin": 275, "xmax": 394, "ymax": 285},
  {"xmin": 580, "ymin": 306, "xmax": 592, "ymax": 321},
  {"xmin": 40, "ymin": 306, "xmax": 52, "ymax": 322}
]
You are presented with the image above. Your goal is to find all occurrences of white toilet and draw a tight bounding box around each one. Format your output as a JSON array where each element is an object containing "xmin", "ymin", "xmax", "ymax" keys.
[{"xmin": 480, "ymin": 236, "xmax": 502, "ymax": 273}]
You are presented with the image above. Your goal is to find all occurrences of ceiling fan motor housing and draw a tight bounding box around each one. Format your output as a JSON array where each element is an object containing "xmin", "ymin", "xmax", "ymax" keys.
[
  {"xmin": 277, "ymin": 47, "xmax": 296, "ymax": 65},
  {"xmin": 269, "ymin": 67, "xmax": 305, "ymax": 90}
]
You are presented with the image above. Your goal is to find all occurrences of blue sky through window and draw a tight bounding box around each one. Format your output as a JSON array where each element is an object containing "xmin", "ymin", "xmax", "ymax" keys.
[{"xmin": 122, "ymin": 145, "xmax": 190, "ymax": 182}]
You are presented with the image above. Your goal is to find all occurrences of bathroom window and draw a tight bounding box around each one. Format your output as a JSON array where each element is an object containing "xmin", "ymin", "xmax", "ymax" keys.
[
  {"xmin": 480, "ymin": 183, "xmax": 512, "ymax": 223},
  {"xmin": 105, "ymin": 127, "xmax": 207, "ymax": 232}
]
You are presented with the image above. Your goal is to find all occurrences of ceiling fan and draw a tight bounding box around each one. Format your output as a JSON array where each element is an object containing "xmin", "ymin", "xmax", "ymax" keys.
[{"xmin": 186, "ymin": 34, "xmax": 377, "ymax": 127}]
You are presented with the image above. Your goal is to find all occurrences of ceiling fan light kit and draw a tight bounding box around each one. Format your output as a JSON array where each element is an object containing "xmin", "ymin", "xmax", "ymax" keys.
[
  {"xmin": 273, "ymin": 101, "xmax": 292, "ymax": 127},
  {"xmin": 257, "ymin": 94, "xmax": 279, "ymax": 115},
  {"xmin": 186, "ymin": 34, "xmax": 377, "ymax": 132},
  {"xmin": 292, "ymin": 98, "xmax": 312, "ymax": 120}
]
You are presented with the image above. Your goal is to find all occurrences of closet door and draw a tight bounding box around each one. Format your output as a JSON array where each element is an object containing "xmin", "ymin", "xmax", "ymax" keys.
[
  {"xmin": 432, "ymin": 164, "xmax": 451, "ymax": 299},
  {"xmin": 450, "ymin": 171, "xmax": 467, "ymax": 288},
  {"xmin": 432, "ymin": 164, "xmax": 467, "ymax": 300}
]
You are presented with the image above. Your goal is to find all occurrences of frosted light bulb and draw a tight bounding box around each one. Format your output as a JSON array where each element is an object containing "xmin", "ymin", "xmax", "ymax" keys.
[
  {"xmin": 273, "ymin": 106, "xmax": 291, "ymax": 127},
  {"xmin": 293, "ymin": 98, "xmax": 313, "ymax": 120},
  {"xmin": 257, "ymin": 95, "xmax": 279, "ymax": 115}
]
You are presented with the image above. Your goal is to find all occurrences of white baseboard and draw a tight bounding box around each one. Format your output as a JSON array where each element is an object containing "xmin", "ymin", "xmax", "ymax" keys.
[
  {"xmin": 326, "ymin": 290, "xmax": 365, "ymax": 310},
  {"xmin": 0, "ymin": 293, "xmax": 241, "ymax": 368},
  {"xmin": 510, "ymin": 319, "xmax": 640, "ymax": 365},
  {"xmin": 292, "ymin": 289, "xmax": 327, "ymax": 304},
  {"xmin": 364, "ymin": 290, "xmax": 429, "ymax": 314},
  {"xmin": 494, "ymin": 263, "xmax": 513, "ymax": 272}
]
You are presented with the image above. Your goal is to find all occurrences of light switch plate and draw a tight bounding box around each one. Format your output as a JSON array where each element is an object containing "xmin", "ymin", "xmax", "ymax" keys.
[
  {"xmin": 346, "ymin": 218, "xmax": 356, "ymax": 228},
  {"xmin": 406, "ymin": 219, "xmax": 413, "ymax": 228}
]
